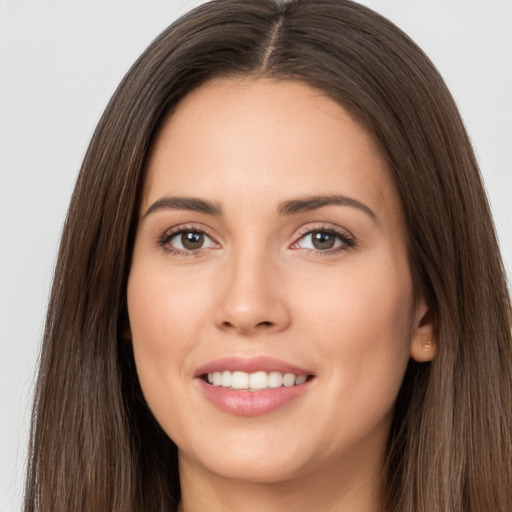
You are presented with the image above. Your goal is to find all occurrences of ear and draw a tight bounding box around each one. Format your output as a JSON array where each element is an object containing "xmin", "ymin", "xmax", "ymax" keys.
[{"xmin": 409, "ymin": 296, "xmax": 437, "ymax": 362}]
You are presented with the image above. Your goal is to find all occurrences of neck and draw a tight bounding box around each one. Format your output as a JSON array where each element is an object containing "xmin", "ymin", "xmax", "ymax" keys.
[{"xmin": 177, "ymin": 451, "xmax": 384, "ymax": 512}]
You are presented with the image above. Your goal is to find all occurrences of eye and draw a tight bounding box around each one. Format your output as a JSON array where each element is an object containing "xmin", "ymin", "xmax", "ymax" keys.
[
  {"xmin": 291, "ymin": 228, "xmax": 355, "ymax": 253},
  {"xmin": 160, "ymin": 228, "xmax": 219, "ymax": 253}
]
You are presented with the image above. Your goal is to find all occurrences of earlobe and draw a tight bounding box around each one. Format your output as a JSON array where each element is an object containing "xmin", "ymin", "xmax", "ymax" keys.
[{"xmin": 409, "ymin": 298, "xmax": 437, "ymax": 362}]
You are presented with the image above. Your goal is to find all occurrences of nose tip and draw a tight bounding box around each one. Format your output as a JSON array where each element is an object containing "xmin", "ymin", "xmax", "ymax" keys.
[{"xmin": 214, "ymin": 259, "xmax": 291, "ymax": 336}]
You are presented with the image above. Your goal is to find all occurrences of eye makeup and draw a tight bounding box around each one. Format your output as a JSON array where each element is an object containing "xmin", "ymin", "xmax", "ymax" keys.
[
  {"xmin": 156, "ymin": 221, "xmax": 357, "ymax": 259},
  {"xmin": 157, "ymin": 223, "xmax": 220, "ymax": 257},
  {"xmin": 290, "ymin": 222, "xmax": 357, "ymax": 257}
]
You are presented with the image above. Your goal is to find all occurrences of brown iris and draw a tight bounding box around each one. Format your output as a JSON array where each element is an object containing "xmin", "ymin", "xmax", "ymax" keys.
[
  {"xmin": 181, "ymin": 231, "xmax": 204, "ymax": 250},
  {"xmin": 311, "ymin": 231, "xmax": 335, "ymax": 250}
]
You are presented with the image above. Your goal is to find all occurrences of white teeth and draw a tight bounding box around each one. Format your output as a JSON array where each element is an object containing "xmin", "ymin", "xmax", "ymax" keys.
[
  {"xmin": 221, "ymin": 370, "xmax": 232, "ymax": 387},
  {"xmin": 295, "ymin": 375, "xmax": 307, "ymax": 385},
  {"xmin": 249, "ymin": 371, "xmax": 268, "ymax": 390},
  {"xmin": 268, "ymin": 371, "xmax": 283, "ymax": 388},
  {"xmin": 282, "ymin": 373, "xmax": 296, "ymax": 387},
  {"xmin": 231, "ymin": 371, "xmax": 249, "ymax": 389},
  {"xmin": 205, "ymin": 370, "xmax": 309, "ymax": 390}
]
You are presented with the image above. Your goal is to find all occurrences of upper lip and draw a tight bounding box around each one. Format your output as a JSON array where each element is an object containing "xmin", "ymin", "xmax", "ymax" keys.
[{"xmin": 194, "ymin": 356, "xmax": 314, "ymax": 377}]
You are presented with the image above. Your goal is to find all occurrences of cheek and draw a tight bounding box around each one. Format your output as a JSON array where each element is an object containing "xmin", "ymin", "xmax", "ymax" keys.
[
  {"xmin": 127, "ymin": 264, "xmax": 207, "ymax": 352},
  {"xmin": 126, "ymin": 266, "xmax": 217, "ymax": 447},
  {"xmin": 128, "ymin": 275, "xmax": 173, "ymax": 360},
  {"xmin": 126, "ymin": 266, "xmax": 203, "ymax": 406},
  {"xmin": 292, "ymin": 249, "xmax": 414, "ymax": 401}
]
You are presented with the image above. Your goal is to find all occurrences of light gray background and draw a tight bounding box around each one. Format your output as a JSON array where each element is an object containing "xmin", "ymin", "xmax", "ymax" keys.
[{"xmin": 1, "ymin": 1, "xmax": 510, "ymax": 510}]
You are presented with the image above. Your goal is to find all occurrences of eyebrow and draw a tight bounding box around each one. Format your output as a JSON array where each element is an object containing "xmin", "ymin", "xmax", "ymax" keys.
[
  {"xmin": 144, "ymin": 193, "xmax": 377, "ymax": 223},
  {"xmin": 144, "ymin": 196, "xmax": 222, "ymax": 217},
  {"xmin": 278, "ymin": 194, "xmax": 378, "ymax": 223}
]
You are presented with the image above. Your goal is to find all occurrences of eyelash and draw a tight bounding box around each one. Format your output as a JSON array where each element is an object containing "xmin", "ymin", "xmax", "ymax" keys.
[
  {"xmin": 291, "ymin": 224, "xmax": 356, "ymax": 256},
  {"xmin": 158, "ymin": 224, "xmax": 218, "ymax": 257},
  {"xmin": 158, "ymin": 223, "xmax": 356, "ymax": 257}
]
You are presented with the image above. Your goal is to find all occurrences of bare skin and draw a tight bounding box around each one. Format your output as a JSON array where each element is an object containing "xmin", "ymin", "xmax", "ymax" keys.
[{"xmin": 127, "ymin": 78, "xmax": 436, "ymax": 512}]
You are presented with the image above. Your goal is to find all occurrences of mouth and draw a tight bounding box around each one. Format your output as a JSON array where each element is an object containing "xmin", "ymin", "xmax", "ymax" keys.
[
  {"xmin": 201, "ymin": 370, "xmax": 313, "ymax": 391},
  {"xmin": 195, "ymin": 356, "xmax": 315, "ymax": 416}
]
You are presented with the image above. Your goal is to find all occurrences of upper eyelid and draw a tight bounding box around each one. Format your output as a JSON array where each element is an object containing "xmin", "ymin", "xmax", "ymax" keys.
[
  {"xmin": 291, "ymin": 224, "xmax": 357, "ymax": 252},
  {"xmin": 294, "ymin": 223, "xmax": 354, "ymax": 239},
  {"xmin": 158, "ymin": 222, "xmax": 355, "ymax": 248},
  {"xmin": 162, "ymin": 223, "xmax": 218, "ymax": 238},
  {"xmin": 158, "ymin": 224, "xmax": 221, "ymax": 250}
]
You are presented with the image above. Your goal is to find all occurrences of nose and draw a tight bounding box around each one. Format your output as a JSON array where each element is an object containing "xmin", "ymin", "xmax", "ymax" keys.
[{"xmin": 214, "ymin": 249, "xmax": 291, "ymax": 337}]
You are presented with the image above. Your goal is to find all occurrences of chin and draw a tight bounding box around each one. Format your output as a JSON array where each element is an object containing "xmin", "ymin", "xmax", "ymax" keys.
[
  {"xmin": 176, "ymin": 429, "xmax": 315, "ymax": 485},
  {"xmin": 192, "ymin": 453, "xmax": 311, "ymax": 485}
]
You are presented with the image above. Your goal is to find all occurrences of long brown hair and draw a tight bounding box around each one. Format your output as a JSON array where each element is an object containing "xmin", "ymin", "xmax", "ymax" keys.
[{"xmin": 25, "ymin": 1, "xmax": 512, "ymax": 510}]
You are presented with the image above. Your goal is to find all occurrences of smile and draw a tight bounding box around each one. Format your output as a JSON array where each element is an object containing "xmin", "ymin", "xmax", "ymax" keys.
[
  {"xmin": 205, "ymin": 370, "xmax": 308, "ymax": 390},
  {"xmin": 195, "ymin": 357, "xmax": 315, "ymax": 416}
]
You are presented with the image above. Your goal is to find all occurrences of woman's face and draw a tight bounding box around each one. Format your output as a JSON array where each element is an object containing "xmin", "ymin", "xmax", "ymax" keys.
[{"xmin": 127, "ymin": 78, "xmax": 434, "ymax": 486}]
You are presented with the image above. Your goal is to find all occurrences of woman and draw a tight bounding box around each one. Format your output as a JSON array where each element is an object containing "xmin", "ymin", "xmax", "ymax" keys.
[{"xmin": 24, "ymin": 1, "xmax": 512, "ymax": 511}]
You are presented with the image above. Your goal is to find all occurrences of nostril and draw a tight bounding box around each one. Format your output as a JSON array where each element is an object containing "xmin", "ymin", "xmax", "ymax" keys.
[{"xmin": 220, "ymin": 320, "xmax": 273, "ymax": 329}]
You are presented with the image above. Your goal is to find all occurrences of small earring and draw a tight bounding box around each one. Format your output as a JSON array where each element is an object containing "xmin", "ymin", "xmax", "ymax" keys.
[{"xmin": 423, "ymin": 339, "xmax": 432, "ymax": 352}]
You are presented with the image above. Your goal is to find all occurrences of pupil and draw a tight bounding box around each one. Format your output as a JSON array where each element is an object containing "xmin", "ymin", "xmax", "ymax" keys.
[
  {"xmin": 182, "ymin": 231, "xmax": 204, "ymax": 250},
  {"xmin": 312, "ymin": 231, "xmax": 335, "ymax": 250}
]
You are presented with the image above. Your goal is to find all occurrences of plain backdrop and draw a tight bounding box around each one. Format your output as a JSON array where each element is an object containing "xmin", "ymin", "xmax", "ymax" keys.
[{"xmin": 1, "ymin": 1, "xmax": 510, "ymax": 510}]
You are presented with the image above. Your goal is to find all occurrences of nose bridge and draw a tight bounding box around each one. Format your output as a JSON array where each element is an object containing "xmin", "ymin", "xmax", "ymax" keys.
[{"xmin": 215, "ymin": 238, "xmax": 290, "ymax": 335}]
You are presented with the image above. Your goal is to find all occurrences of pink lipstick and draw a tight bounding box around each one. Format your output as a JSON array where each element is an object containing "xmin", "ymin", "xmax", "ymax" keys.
[{"xmin": 195, "ymin": 356, "xmax": 315, "ymax": 416}]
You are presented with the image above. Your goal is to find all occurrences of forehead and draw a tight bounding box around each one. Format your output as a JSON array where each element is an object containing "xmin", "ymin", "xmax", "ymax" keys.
[{"xmin": 141, "ymin": 78, "xmax": 402, "ymax": 227}]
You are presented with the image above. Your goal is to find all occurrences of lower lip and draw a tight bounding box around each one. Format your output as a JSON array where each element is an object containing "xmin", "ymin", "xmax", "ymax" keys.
[{"xmin": 197, "ymin": 378, "xmax": 313, "ymax": 416}]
